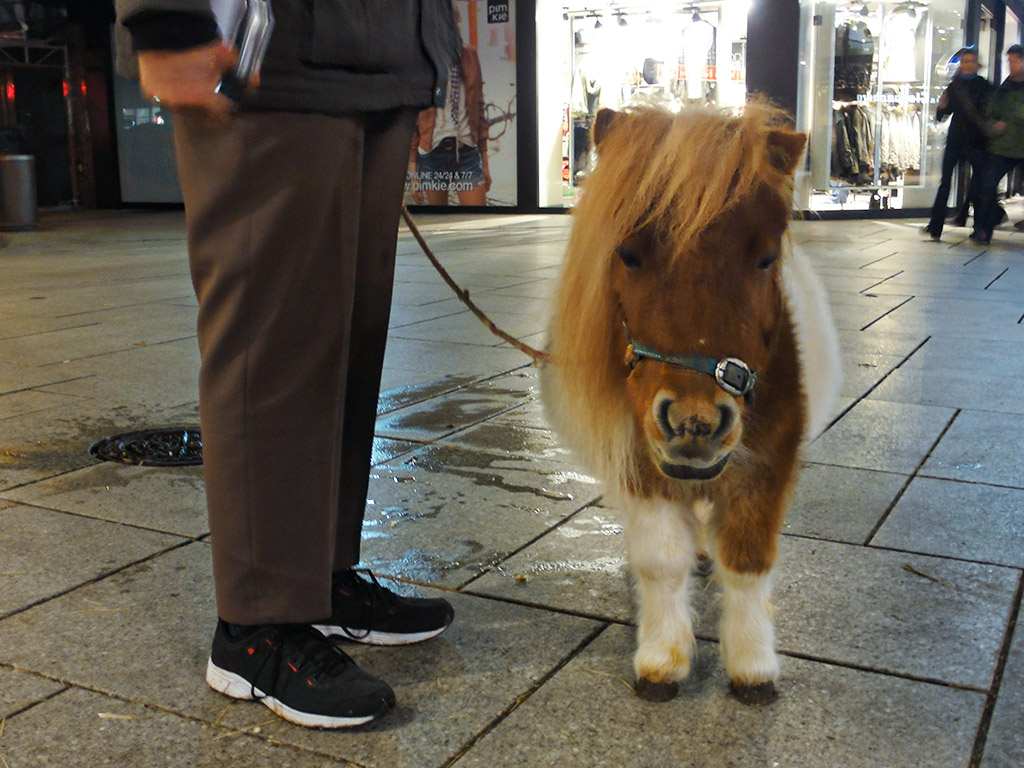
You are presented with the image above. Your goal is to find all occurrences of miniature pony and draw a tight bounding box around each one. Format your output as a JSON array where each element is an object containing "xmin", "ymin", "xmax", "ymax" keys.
[{"xmin": 542, "ymin": 102, "xmax": 841, "ymax": 703}]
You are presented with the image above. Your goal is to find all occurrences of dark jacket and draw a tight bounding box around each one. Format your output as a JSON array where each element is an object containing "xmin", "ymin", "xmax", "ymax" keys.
[
  {"xmin": 987, "ymin": 77, "xmax": 1024, "ymax": 159},
  {"xmin": 936, "ymin": 74, "xmax": 991, "ymax": 151},
  {"xmin": 115, "ymin": 0, "xmax": 460, "ymax": 115}
]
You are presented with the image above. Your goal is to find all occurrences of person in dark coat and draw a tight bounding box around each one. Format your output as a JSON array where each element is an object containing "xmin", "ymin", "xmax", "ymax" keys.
[
  {"xmin": 973, "ymin": 44, "xmax": 1024, "ymax": 244},
  {"xmin": 923, "ymin": 48, "xmax": 991, "ymax": 240},
  {"xmin": 115, "ymin": 0, "xmax": 460, "ymax": 729}
]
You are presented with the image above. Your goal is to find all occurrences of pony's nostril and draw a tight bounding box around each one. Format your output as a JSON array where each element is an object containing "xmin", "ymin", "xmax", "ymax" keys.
[
  {"xmin": 713, "ymin": 404, "xmax": 737, "ymax": 441},
  {"xmin": 656, "ymin": 398, "xmax": 675, "ymax": 439}
]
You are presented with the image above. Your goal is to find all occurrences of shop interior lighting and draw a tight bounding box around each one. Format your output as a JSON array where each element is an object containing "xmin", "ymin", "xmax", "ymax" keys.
[
  {"xmin": 593, "ymin": 12, "xmax": 603, "ymax": 28},
  {"xmin": 617, "ymin": 11, "xmax": 627, "ymax": 26},
  {"xmin": 859, "ymin": 3, "xmax": 870, "ymax": 16}
]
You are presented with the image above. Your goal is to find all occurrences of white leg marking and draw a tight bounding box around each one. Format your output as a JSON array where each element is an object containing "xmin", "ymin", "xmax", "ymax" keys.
[
  {"xmin": 622, "ymin": 497, "xmax": 697, "ymax": 683},
  {"xmin": 718, "ymin": 568, "xmax": 780, "ymax": 686}
]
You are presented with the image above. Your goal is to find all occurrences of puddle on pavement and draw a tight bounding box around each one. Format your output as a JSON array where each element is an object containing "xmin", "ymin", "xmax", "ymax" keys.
[{"xmin": 377, "ymin": 375, "xmax": 480, "ymax": 415}]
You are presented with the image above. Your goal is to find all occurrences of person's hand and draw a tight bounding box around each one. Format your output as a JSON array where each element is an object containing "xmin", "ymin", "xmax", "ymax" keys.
[
  {"xmin": 481, "ymin": 156, "xmax": 492, "ymax": 192},
  {"xmin": 937, "ymin": 92, "xmax": 949, "ymax": 110},
  {"xmin": 137, "ymin": 41, "xmax": 238, "ymax": 121}
]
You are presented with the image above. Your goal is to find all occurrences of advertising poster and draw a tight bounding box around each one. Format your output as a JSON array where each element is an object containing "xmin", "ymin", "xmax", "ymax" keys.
[{"xmin": 405, "ymin": 0, "xmax": 518, "ymax": 207}]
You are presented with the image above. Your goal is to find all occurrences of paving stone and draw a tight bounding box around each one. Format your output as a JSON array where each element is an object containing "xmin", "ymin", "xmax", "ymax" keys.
[
  {"xmin": 0, "ymin": 687, "xmax": 345, "ymax": 767},
  {"xmin": 390, "ymin": 310, "xmax": 547, "ymax": 346},
  {"xmin": 784, "ymin": 463, "xmax": 907, "ymax": 544},
  {"xmin": 0, "ymin": 667, "xmax": 65, "ymax": 720},
  {"xmin": 982, "ymin": 616, "xmax": 1024, "ymax": 768},
  {"xmin": 359, "ymin": 446, "xmax": 600, "ymax": 587},
  {"xmin": 0, "ymin": 542, "xmax": 601, "ymax": 768},
  {"xmin": 0, "ymin": 389, "xmax": 86, "ymax": 419},
  {"xmin": 35, "ymin": 338, "xmax": 201, "ymax": 409},
  {"xmin": 1, "ymin": 462, "xmax": 207, "ymax": 538},
  {"xmin": 469, "ymin": 505, "xmax": 630, "ymax": 621},
  {"xmin": 439, "ymin": 415, "xmax": 575, "ymax": 464},
  {"xmin": 869, "ymin": 366, "xmax": 1024, "ymax": 413},
  {"xmin": 805, "ymin": 399, "xmax": 955, "ymax": 474},
  {"xmin": 381, "ymin": 337, "xmax": 527, "ymax": 378},
  {"xmin": 0, "ymin": 543, "xmax": 250, "ymax": 725},
  {"xmin": 0, "ymin": 399, "xmax": 199, "ymax": 489},
  {"xmin": 838, "ymin": 353, "xmax": 905, "ymax": 399},
  {"xmin": 375, "ymin": 372, "xmax": 536, "ymax": 442},
  {"xmin": 922, "ymin": 410, "xmax": 1024, "ymax": 488},
  {"xmin": 835, "ymin": 328, "xmax": 928, "ymax": 361},
  {"xmin": 468, "ymin": 518, "xmax": 1016, "ymax": 690},
  {"xmin": 898, "ymin": 336, "xmax": 1024, "ymax": 373},
  {"xmin": 456, "ymin": 625, "xmax": 984, "ymax": 768},
  {"xmin": 0, "ymin": 504, "xmax": 185, "ymax": 617},
  {"xmin": 371, "ymin": 437, "xmax": 420, "ymax": 466},
  {"xmin": 769, "ymin": 537, "xmax": 1017, "ymax": 689},
  {"xmin": 212, "ymin": 592, "xmax": 602, "ymax": 768},
  {"xmin": 872, "ymin": 477, "xmax": 1024, "ymax": 567}
]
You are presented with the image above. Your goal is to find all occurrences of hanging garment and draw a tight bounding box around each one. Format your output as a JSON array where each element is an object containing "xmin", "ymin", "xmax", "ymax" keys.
[
  {"xmin": 681, "ymin": 19, "xmax": 715, "ymax": 101},
  {"xmin": 881, "ymin": 11, "xmax": 921, "ymax": 83}
]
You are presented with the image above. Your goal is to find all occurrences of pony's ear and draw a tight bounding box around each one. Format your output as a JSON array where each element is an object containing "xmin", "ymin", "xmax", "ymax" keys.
[
  {"xmin": 766, "ymin": 129, "xmax": 806, "ymax": 175},
  {"xmin": 592, "ymin": 108, "xmax": 619, "ymax": 150}
]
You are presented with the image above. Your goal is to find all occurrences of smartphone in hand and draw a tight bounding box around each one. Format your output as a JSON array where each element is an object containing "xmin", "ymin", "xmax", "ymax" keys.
[{"xmin": 217, "ymin": 0, "xmax": 274, "ymax": 102}]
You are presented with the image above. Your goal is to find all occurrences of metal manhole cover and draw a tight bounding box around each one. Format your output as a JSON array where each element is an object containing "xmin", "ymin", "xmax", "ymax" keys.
[{"xmin": 90, "ymin": 427, "xmax": 203, "ymax": 466}]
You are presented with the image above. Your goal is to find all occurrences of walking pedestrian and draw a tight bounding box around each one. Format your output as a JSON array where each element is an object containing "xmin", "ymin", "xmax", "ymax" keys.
[
  {"xmin": 973, "ymin": 44, "xmax": 1024, "ymax": 244},
  {"xmin": 115, "ymin": 0, "xmax": 459, "ymax": 729},
  {"xmin": 923, "ymin": 48, "xmax": 991, "ymax": 241}
]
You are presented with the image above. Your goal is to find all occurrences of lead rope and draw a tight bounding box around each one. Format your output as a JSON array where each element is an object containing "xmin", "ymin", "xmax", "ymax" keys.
[{"xmin": 400, "ymin": 206, "xmax": 552, "ymax": 365}]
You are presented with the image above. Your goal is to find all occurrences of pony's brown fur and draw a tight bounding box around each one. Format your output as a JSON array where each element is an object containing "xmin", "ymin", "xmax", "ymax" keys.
[
  {"xmin": 542, "ymin": 101, "xmax": 824, "ymax": 701},
  {"xmin": 545, "ymin": 100, "xmax": 803, "ymax": 499}
]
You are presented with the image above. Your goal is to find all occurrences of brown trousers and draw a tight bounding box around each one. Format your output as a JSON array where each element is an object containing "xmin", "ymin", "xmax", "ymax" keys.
[{"xmin": 173, "ymin": 108, "xmax": 415, "ymax": 624}]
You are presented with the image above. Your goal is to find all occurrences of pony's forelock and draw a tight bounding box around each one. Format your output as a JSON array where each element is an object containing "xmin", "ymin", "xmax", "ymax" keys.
[{"xmin": 576, "ymin": 100, "xmax": 795, "ymax": 259}]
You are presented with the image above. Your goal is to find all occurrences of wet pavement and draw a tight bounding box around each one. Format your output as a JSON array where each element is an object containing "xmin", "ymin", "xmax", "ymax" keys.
[{"xmin": 1, "ymin": 208, "xmax": 1023, "ymax": 767}]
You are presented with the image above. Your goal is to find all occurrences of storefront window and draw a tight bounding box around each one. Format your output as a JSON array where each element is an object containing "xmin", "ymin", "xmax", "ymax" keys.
[
  {"xmin": 1005, "ymin": 7, "xmax": 1021, "ymax": 50},
  {"xmin": 537, "ymin": 0, "xmax": 751, "ymax": 208},
  {"xmin": 796, "ymin": 0, "xmax": 966, "ymax": 212}
]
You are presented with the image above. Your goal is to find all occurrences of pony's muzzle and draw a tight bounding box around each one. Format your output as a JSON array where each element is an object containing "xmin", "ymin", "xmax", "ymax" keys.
[{"xmin": 650, "ymin": 392, "xmax": 740, "ymax": 477}]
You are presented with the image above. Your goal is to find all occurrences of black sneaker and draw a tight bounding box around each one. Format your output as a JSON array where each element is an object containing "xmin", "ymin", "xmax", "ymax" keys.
[
  {"xmin": 206, "ymin": 621, "xmax": 395, "ymax": 728},
  {"xmin": 312, "ymin": 569, "xmax": 454, "ymax": 646}
]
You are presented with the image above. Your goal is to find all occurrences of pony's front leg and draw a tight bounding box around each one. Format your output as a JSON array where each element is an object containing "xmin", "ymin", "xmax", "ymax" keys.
[
  {"xmin": 622, "ymin": 497, "xmax": 697, "ymax": 702},
  {"xmin": 714, "ymin": 508, "xmax": 783, "ymax": 705}
]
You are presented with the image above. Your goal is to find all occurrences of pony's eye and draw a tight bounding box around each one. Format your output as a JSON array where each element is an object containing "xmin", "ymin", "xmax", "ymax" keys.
[
  {"xmin": 616, "ymin": 247, "xmax": 643, "ymax": 270},
  {"xmin": 757, "ymin": 254, "xmax": 778, "ymax": 270}
]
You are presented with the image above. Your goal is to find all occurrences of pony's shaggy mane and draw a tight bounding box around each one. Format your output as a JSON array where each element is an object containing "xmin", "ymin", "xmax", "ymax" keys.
[
  {"xmin": 577, "ymin": 100, "xmax": 796, "ymax": 258},
  {"xmin": 543, "ymin": 101, "xmax": 799, "ymax": 499}
]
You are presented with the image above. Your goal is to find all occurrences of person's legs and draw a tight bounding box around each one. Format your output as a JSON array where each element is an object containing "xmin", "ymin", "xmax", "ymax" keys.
[
  {"xmin": 334, "ymin": 109, "xmax": 418, "ymax": 568},
  {"xmin": 974, "ymin": 153, "xmax": 1011, "ymax": 241},
  {"xmin": 926, "ymin": 142, "xmax": 961, "ymax": 236},
  {"xmin": 174, "ymin": 110, "xmax": 366, "ymax": 625}
]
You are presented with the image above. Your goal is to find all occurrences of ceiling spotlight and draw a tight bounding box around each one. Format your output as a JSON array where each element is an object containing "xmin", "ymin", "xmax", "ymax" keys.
[
  {"xmin": 617, "ymin": 12, "xmax": 628, "ymax": 26},
  {"xmin": 594, "ymin": 14, "xmax": 603, "ymax": 28},
  {"xmin": 692, "ymin": 9, "xmax": 701, "ymax": 22},
  {"xmin": 859, "ymin": 3, "xmax": 870, "ymax": 16}
]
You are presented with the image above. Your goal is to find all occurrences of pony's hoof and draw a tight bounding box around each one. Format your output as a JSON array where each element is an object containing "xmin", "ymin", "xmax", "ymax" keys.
[
  {"xmin": 635, "ymin": 677, "xmax": 679, "ymax": 702},
  {"xmin": 729, "ymin": 680, "xmax": 778, "ymax": 705}
]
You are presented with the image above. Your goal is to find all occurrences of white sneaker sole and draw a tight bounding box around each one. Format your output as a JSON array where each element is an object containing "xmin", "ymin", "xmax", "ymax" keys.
[
  {"xmin": 310, "ymin": 624, "xmax": 449, "ymax": 646},
  {"xmin": 205, "ymin": 658, "xmax": 386, "ymax": 729}
]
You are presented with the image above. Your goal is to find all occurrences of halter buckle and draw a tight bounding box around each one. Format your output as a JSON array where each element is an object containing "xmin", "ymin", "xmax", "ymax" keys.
[{"xmin": 715, "ymin": 358, "xmax": 756, "ymax": 398}]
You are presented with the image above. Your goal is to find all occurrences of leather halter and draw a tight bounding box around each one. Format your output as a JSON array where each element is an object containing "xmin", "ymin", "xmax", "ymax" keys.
[{"xmin": 623, "ymin": 323, "xmax": 757, "ymax": 401}]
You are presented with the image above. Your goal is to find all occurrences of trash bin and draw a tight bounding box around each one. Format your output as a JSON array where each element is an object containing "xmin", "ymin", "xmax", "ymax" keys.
[{"xmin": 0, "ymin": 154, "xmax": 38, "ymax": 231}]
